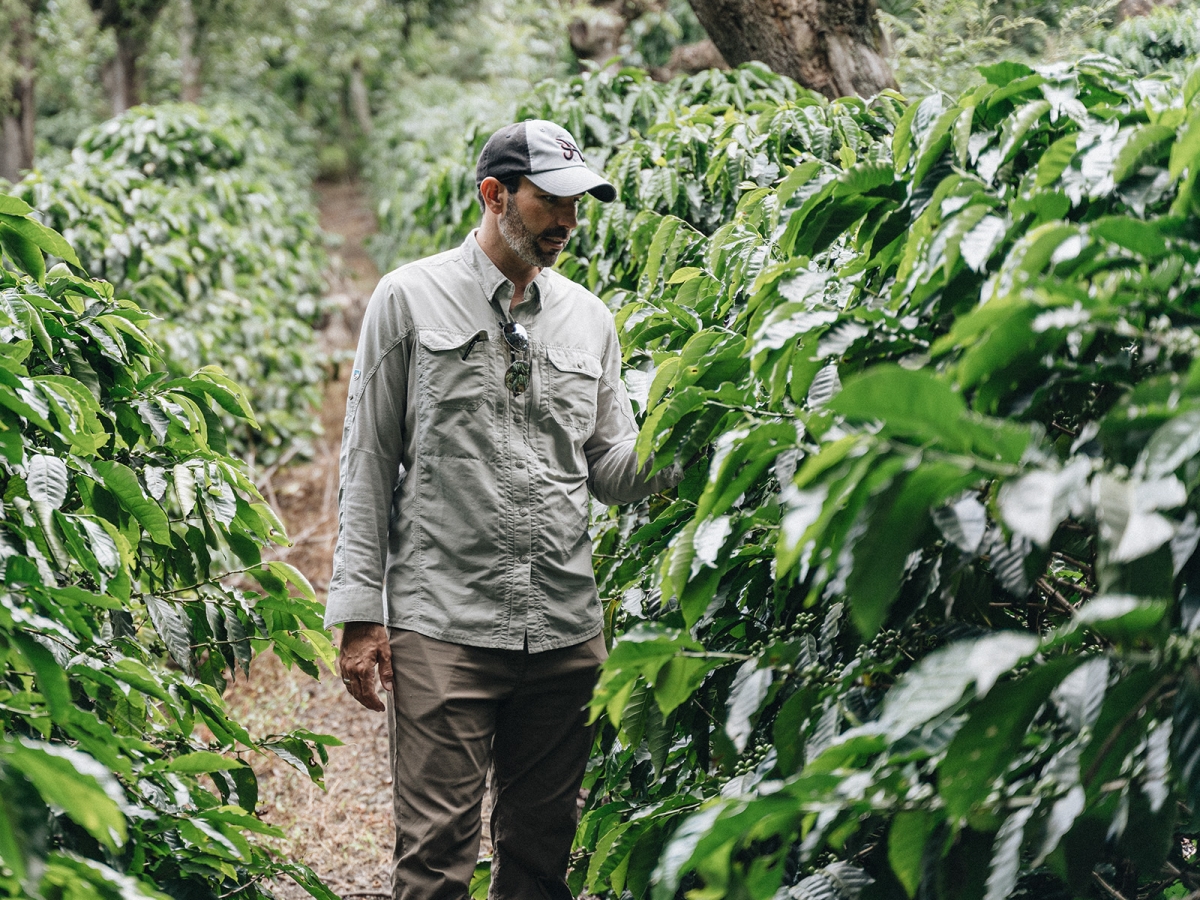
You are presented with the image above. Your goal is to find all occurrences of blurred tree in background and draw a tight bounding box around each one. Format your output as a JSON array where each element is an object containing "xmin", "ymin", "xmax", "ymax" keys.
[
  {"xmin": 88, "ymin": 0, "xmax": 170, "ymax": 113},
  {"xmin": 0, "ymin": 0, "xmax": 43, "ymax": 182},
  {"xmin": 687, "ymin": 0, "xmax": 897, "ymax": 97},
  {"xmin": 0, "ymin": 0, "xmax": 1193, "ymax": 183},
  {"xmin": 5, "ymin": 1, "xmax": 1200, "ymax": 898}
]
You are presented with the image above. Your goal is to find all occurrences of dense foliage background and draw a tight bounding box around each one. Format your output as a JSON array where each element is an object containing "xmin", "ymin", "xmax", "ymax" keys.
[
  {"xmin": 7, "ymin": 0, "xmax": 1200, "ymax": 899},
  {"xmin": 392, "ymin": 41, "xmax": 1200, "ymax": 900},
  {"xmin": 0, "ymin": 199, "xmax": 336, "ymax": 899},
  {"xmin": 16, "ymin": 101, "xmax": 328, "ymax": 464}
]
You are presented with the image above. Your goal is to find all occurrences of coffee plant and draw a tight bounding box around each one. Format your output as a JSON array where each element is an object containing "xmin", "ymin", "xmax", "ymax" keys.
[
  {"xmin": 1095, "ymin": 3, "xmax": 1200, "ymax": 79},
  {"xmin": 578, "ymin": 57, "xmax": 1200, "ymax": 900},
  {"xmin": 400, "ymin": 58, "xmax": 1200, "ymax": 898},
  {"xmin": 0, "ymin": 195, "xmax": 335, "ymax": 899},
  {"xmin": 12, "ymin": 102, "xmax": 328, "ymax": 465}
]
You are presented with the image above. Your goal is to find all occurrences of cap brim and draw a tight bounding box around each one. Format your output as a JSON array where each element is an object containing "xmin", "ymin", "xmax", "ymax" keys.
[{"xmin": 527, "ymin": 168, "xmax": 617, "ymax": 203}]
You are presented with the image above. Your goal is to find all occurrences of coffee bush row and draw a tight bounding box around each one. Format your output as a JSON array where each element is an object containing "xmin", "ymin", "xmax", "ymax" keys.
[{"xmin": 14, "ymin": 102, "xmax": 328, "ymax": 466}]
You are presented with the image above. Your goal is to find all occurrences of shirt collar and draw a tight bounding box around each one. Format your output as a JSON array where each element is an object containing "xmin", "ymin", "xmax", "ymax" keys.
[{"xmin": 462, "ymin": 230, "xmax": 547, "ymax": 315}]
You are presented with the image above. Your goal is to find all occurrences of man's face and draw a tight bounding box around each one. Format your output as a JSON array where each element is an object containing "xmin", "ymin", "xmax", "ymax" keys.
[{"xmin": 498, "ymin": 178, "xmax": 583, "ymax": 268}]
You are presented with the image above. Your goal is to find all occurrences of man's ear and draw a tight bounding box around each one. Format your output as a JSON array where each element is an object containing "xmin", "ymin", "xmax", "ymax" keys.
[{"xmin": 479, "ymin": 177, "xmax": 507, "ymax": 215}]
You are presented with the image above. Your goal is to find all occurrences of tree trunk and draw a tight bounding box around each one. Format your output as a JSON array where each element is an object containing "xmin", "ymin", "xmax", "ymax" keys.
[
  {"xmin": 1116, "ymin": 0, "xmax": 1178, "ymax": 19},
  {"xmin": 178, "ymin": 0, "xmax": 201, "ymax": 103},
  {"xmin": 666, "ymin": 39, "xmax": 728, "ymax": 75},
  {"xmin": 89, "ymin": 0, "xmax": 169, "ymax": 115},
  {"xmin": 685, "ymin": 0, "xmax": 896, "ymax": 99},
  {"xmin": 110, "ymin": 27, "xmax": 142, "ymax": 113},
  {"xmin": 0, "ymin": 3, "xmax": 36, "ymax": 182},
  {"xmin": 569, "ymin": 0, "xmax": 665, "ymax": 70},
  {"xmin": 349, "ymin": 58, "xmax": 372, "ymax": 135}
]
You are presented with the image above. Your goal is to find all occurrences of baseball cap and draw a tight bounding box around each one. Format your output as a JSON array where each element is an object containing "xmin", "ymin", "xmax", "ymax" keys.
[{"xmin": 476, "ymin": 120, "xmax": 616, "ymax": 203}]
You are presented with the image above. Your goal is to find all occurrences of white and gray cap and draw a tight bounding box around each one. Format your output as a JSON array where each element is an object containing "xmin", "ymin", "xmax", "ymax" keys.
[{"xmin": 476, "ymin": 119, "xmax": 616, "ymax": 202}]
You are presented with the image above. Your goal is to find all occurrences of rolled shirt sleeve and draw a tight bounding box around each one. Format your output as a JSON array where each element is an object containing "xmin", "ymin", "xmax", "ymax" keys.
[{"xmin": 585, "ymin": 320, "xmax": 682, "ymax": 506}]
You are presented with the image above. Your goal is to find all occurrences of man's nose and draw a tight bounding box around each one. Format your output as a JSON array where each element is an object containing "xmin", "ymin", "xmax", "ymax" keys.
[{"xmin": 558, "ymin": 203, "xmax": 578, "ymax": 229}]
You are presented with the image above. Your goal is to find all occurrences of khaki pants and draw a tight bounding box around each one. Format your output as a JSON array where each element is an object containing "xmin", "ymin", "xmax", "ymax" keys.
[{"xmin": 386, "ymin": 629, "xmax": 607, "ymax": 900}]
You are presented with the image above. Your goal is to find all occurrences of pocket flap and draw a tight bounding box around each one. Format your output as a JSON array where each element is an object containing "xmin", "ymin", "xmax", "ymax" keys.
[
  {"xmin": 418, "ymin": 328, "xmax": 488, "ymax": 353},
  {"xmin": 546, "ymin": 346, "xmax": 601, "ymax": 378}
]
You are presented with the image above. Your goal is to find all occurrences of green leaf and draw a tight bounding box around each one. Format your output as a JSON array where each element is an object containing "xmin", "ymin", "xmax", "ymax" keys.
[
  {"xmin": 0, "ymin": 213, "xmax": 80, "ymax": 267},
  {"xmin": 300, "ymin": 628, "xmax": 337, "ymax": 670},
  {"xmin": 174, "ymin": 462, "xmax": 199, "ymax": 515},
  {"xmin": 725, "ymin": 661, "xmax": 772, "ymax": 753},
  {"xmin": 959, "ymin": 214, "xmax": 1008, "ymax": 273},
  {"xmin": 1173, "ymin": 667, "xmax": 1200, "ymax": 809},
  {"xmin": 642, "ymin": 215, "xmax": 683, "ymax": 290},
  {"xmin": 0, "ymin": 194, "xmax": 34, "ymax": 216},
  {"xmin": 0, "ymin": 224, "xmax": 45, "ymax": 284},
  {"xmin": 996, "ymin": 100, "xmax": 1051, "ymax": 171},
  {"xmin": 646, "ymin": 356, "xmax": 681, "ymax": 412},
  {"xmin": 646, "ymin": 702, "xmax": 671, "ymax": 778},
  {"xmin": 1089, "ymin": 215, "xmax": 1166, "ymax": 259},
  {"xmin": 591, "ymin": 625, "xmax": 703, "ymax": 724},
  {"xmin": 846, "ymin": 460, "xmax": 977, "ymax": 638},
  {"xmin": 978, "ymin": 61, "xmax": 1035, "ymax": 87},
  {"xmin": 12, "ymin": 632, "xmax": 70, "ymax": 722},
  {"xmin": 1186, "ymin": 61, "xmax": 1200, "ymax": 106},
  {"xmin": 653, "ymin": 654, "xmax": 718, "ymax": 717},
  {"xmin": 889, "ymin": 809, "xmax": 937, "ymax": 898},
  {"xmin": 830, "ymin": 366, "xmax": 963, "ymax": 445},
  {"xmin": 997, "ymin": 459, "xmax": 1091, "ymax": 548},
  {"xmin": 667, "ymin": 266, "xmax": 702, "ymax": 285},
  {"xmin": 145, "ymin": 596, "xmax": 194, "ymax": 676},
  {"xmin": 469, "ymin": 862, "xmax": 491, "ymax": 900},
  {"xmin": 0, "ymin": 787, "xmax": 27, "ymax": 883},
  {"xmin": 1113, "ymin": 124, "xmax": 1172, "ymax": 184},
  {"xmin": 225, "ymin": 609, "xmax": 252, "ymax": 676},
  {"xmin": 154, "ymin": 751, "xmax": 243, "ymax": 774},
  {"xmin": 984, "ymin": 805, "xmax": 1036, "ymax": 900},
  {"xmin": 26, "ymin": 454, "xmax": 69, "ymax": 509},
  {"xmin": 892, "ymin": 99, "xmax": 921, "ymax": 172},
  {"xmin": 1170, "ymin": 109, "xmax": 1200, "ymax": 180},
  {"xmin": 879, "ymin": 632, "xmax": 1039, "ymax": 739},
  {"xmin": 2, "ymin": 739, "xmax": 126, "ymax": 849},
  {"xmin": 1036, "ymin": 133, "xmax": 1078, "ymax": 188},
  {"xmin": 1072, "ymin": 594, "xmax": 1169, "ymax": 643},
  {"xmin": 587, "ymin": 821, "xmax": 637, "ymax": 892},
  {"xmin": 267, "ymin": 560, "xmax": 317, "ymax": 602},
  {"xmin": 939, "ymin": 659, "xmax": 1076, "ymax": 821},
  {"xmin": 93, "ymin": 460, "xmax": 172, "ymax": 545},
  {"xmin": 1142, "ymin": 409, "xmax": 1200, "ymax": 478}
]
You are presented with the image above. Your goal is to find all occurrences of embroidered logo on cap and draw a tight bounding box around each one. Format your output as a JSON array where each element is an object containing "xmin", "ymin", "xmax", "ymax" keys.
[{"xmin": 556, "ymin": 137, "xmax": 584, "ymax": 162}]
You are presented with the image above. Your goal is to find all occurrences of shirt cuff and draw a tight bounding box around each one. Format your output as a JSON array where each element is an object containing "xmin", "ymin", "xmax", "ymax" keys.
[
  {"xmin": 647, "ymin": 460, "xmax": 683, "ymax": 494},
  {"xmin": 323, "ymin": 585, "xmax": 386, "ymax": 629}
]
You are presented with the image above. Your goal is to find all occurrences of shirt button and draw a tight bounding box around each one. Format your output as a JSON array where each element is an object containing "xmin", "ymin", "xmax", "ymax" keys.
[
  {"xmin": 519, "ymin": 554, "xmax": 530, "ymax": 564},
  {"xmin": 516, "ymin": 458, "xmax": 526, "ymax": 469},
  {"xmin": 519, "ymin": 507, "xmax": 528, "ymax": 517}
]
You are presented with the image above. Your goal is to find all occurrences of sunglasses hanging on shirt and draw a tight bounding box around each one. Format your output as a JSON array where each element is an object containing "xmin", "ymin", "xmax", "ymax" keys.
[{"xmin": 501, "ymin": 321, "xmax": 531, "ymax": 396}]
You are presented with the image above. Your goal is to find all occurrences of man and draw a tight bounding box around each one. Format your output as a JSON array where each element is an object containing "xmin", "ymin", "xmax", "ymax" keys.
[{"xmin": 325, "ymin": 119, "xmax": 679, "ymax": 900}]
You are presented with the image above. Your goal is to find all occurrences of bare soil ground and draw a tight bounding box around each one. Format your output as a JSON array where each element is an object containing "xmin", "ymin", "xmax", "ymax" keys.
[{"xmin": 225, "ymin": 179, "xmax": 394, "ymax": 899}]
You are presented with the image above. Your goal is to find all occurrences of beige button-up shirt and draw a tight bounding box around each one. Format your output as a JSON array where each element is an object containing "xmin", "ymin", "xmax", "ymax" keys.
[{"xmin": 324, "ymin": 231, "xmax": 677, "ymax": 652}]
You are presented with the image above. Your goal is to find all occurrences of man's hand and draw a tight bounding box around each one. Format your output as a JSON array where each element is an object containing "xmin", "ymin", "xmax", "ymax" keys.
[{"xmin": 338, "ymin": 622, "xmax": 393, "ymax": 712}]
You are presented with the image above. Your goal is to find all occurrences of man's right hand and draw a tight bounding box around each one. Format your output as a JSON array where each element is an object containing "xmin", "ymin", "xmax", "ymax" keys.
[{"xmin": 338, "ymin": 622, "xmax": 393, "ymax": 712}]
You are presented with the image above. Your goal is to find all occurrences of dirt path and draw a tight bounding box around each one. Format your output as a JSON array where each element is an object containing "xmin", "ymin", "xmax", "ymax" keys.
[{"xmin": 225, "ymin": 179, "xmax": 394, "ymax": 899}]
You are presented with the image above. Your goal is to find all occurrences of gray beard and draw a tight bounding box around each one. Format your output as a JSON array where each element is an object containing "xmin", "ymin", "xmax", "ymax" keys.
[{"xmin": 499, "ymin": 203, "xmax": 561, "ymax": 269}]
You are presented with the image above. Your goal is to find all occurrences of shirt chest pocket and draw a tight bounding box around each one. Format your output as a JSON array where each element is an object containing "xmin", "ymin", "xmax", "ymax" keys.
[
  {"xmin": 418, "ymin": 329, "xmax": 493, "ymax": 410},
  {"xmin": 544, "ymin": 346, "xmax": 601, "ymax": 439}
]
